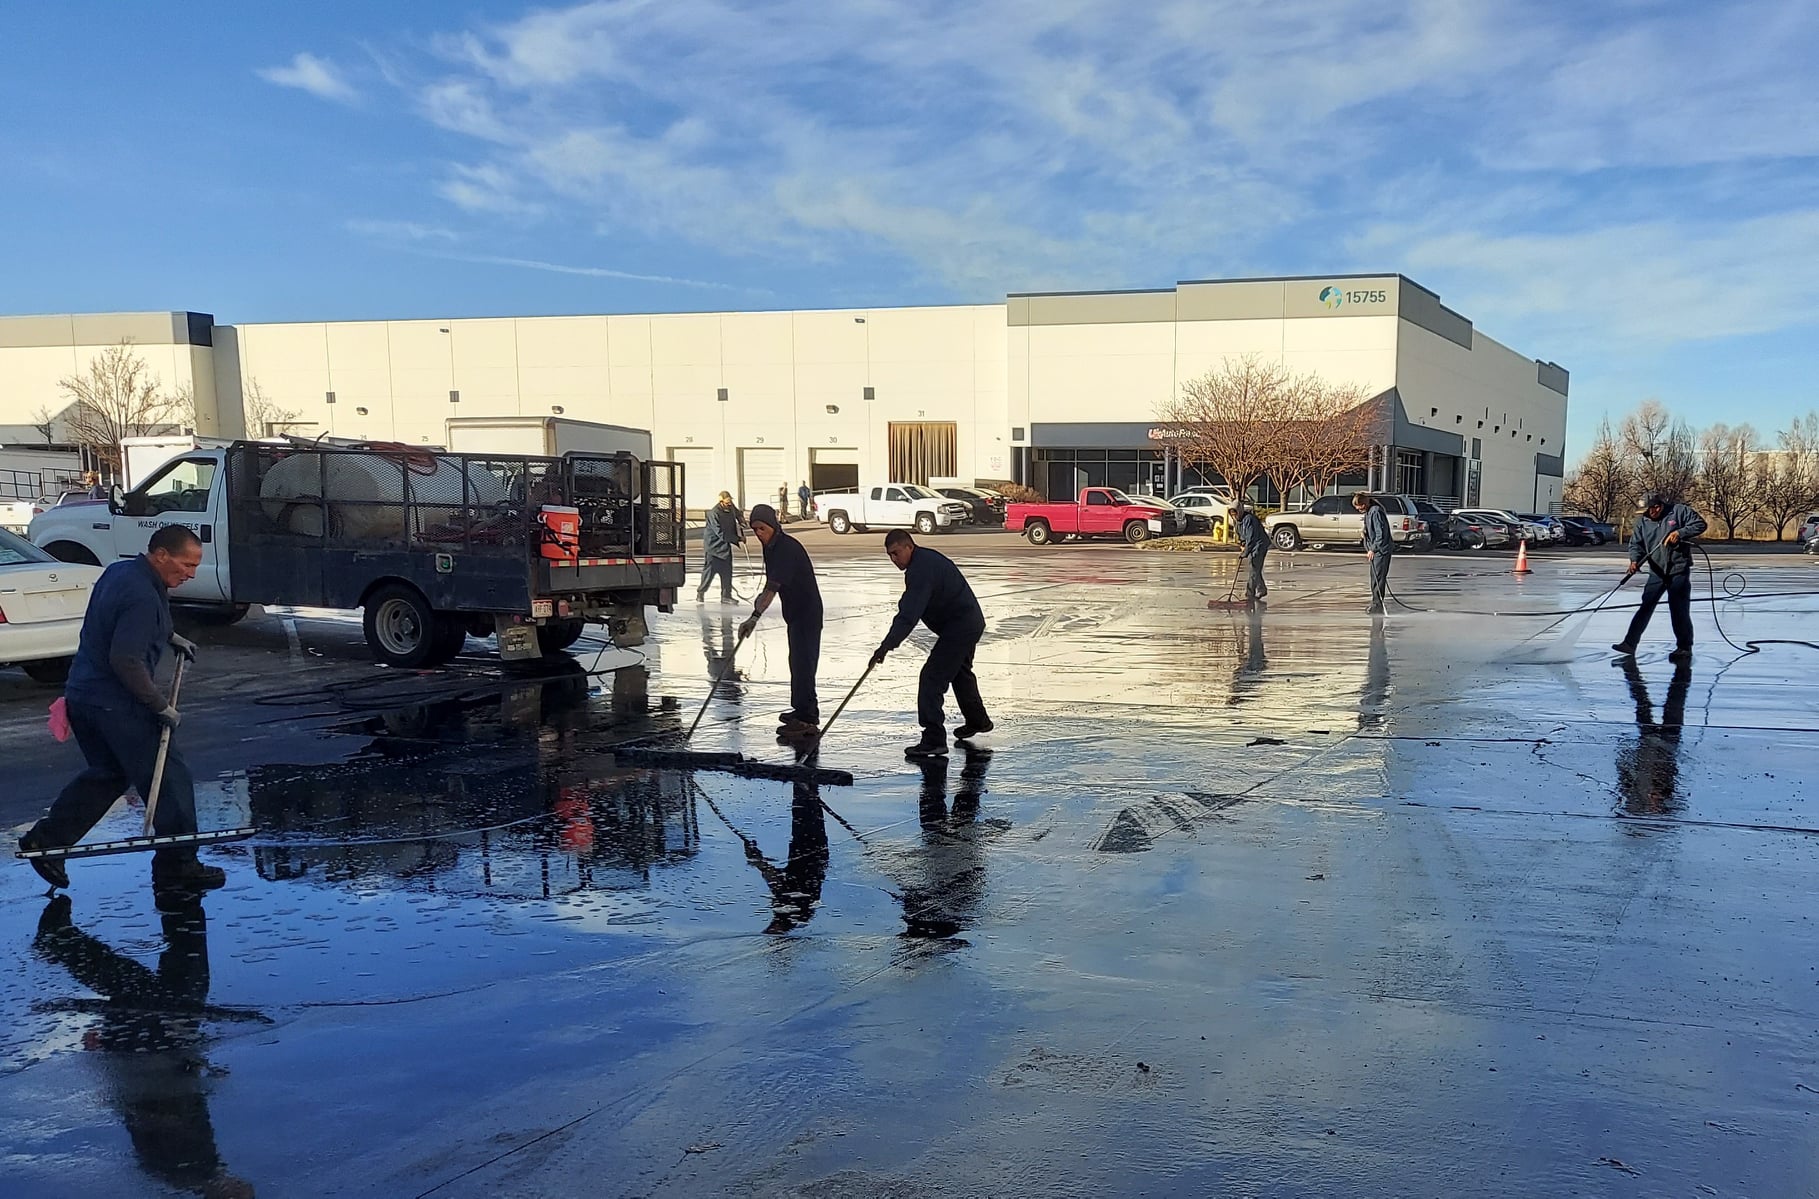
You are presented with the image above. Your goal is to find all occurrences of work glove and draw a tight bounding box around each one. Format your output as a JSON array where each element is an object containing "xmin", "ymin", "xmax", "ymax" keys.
[
  {"xmin": 155, "ymin": 705, "xmax": 182, "ymax": 730},
  {"xmin": 870, "ymin": 647, "xmax": 887, "ymax": 668},
  {"xmin": 738, "ymin": 616, "xmax": 757, "ymax": 640},
  {"xmin": 170, "ymin": 633, "xmax": 197, "ymax": 662}
]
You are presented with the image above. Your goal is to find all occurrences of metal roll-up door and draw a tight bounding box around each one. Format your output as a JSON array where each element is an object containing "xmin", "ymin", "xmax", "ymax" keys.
[
  {"xmin": 737, "ymin": 447, "xmax": 786, "ymax": 511},
  {"xmin": 667, "ymin": 446, "xmax": 718, "ymax": 512}
]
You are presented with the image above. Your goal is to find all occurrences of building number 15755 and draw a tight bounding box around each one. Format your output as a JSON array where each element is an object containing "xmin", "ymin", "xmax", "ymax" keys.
[{"xmin": 1346, "ymin": 289, "xmax": 1388, "ymax": 303}]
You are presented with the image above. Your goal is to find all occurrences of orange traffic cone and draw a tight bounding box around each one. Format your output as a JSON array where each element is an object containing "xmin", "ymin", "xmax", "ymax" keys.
[{"xmin": 1513, "ymin": 538, "xmax": 1532, "ymax": 575}]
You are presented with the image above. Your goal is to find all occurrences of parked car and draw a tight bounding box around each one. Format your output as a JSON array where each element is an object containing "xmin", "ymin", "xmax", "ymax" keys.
[
  {"xmin": 1008, "ymin": 487, "xmax": 1188, "ymax": 544},
  {"xmin": 1559, "ymin": 516, "xmax": 1613, "ymax": 546},
  {"xmin": 935, "ymin": 485, "xmax": 1007, "ymax": 526},
  {"xmin": 1455, "ymin": 508, "xmax": 1547, "ymax": 544},
  {"xmin": 1518, "ymin": 513, "xmax": 1567, "ymax": 542},
  {"xmin": 1434, "ymin": 512, "xmax": 1508, "ymax": 550},
  {"xmin": 1166, "ymin": 492, "xmax": 1229, "ymax": 533},
  {"xmin": 0, "ymin": 526, "xmax": 104, "ymax": 684},
  {"xmin": 1798, "ymin": 513, "xmax": 1819, "ymax": 544},
  {"xmin": 817, "ymin": 483, "xmax": 971, "ymax": 535},
  {"xmin": 1265, "ymin": 493, "xmax": 1430, "ymax": 552},
  {"xmin": 0, "ymin": 497, "xmax": 34, "ymax": 535}
]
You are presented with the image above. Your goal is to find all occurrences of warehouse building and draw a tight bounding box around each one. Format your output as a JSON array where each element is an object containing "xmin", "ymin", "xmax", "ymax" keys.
[{"xmin": 0, "ymin": 274, "xmax": 1568, "ymax": 513}]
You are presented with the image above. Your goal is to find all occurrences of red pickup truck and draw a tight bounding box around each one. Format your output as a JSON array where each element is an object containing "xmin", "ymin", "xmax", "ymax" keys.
[{"xmin": 1007, "ymin": 488, "xmax": 1189, "ymax": 545}]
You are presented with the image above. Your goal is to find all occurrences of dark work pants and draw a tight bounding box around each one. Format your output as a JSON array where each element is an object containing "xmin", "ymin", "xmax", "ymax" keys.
[
  {"xmin": 1368, "ymin": 551, "xmax": 1392, "ymax": 613},
  {"xmin": 696, "ymin": 555, "xmax": 733, "ymax": 599},
  {"xmin": 786, "ymin": 617, "xmax": 822, "ymax": 723},
  {"xmin": 32, "ymin": 703, "xmax": 198, "ymax": 866},
  {"xmin": 1623, "ymin": 569, "xmax": 1694, "ymax": 649},
  {"xmin": 918, "ymin": 624, "xmax": 990, "ymax": 741},
  {"xmin": 1244, "ymin": 550, "xmax": 1268, "ymax": 600}
]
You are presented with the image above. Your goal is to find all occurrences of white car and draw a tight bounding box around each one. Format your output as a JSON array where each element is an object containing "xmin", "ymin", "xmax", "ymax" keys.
[
  {"xmin": 816, "ymin": 483, "xmax": 971, "ymax": 535},
  {"xmin": 1167, "ymin": 492, "xmax": 1232, "ymax": 531},
  {"xmin": 1799, "ymin": 513, "xmax": 1819, "ymax": 543},
  {"xmin": 0, "ymin": 526, "xmax": 103, "ymax": 684}
]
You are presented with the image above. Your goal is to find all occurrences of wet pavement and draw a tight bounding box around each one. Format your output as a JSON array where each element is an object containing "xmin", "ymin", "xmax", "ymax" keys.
[{"xmin": 4, "ymin": 544, "xmax": 1818, "ymax": 1197}]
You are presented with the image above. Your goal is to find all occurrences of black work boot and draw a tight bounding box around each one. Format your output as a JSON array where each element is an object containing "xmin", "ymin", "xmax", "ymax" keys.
[
  {"xmin": 905, "ymin": 734, "xmax": 948, "ymax": 760},
  {"xmin": 151, "ymin": 855, "xmax": 226, "ymax": 892},
  {"xmin": 777, "ymin": 718, "xmax": 820, "ymax": 741},
  {"xmin": 18, "ymin": 832, "xmax": 69, "ymax": 891},
  {"xmin": 954, "ymin": 718, "xmax": 995, "ymax": 742},
  {"xmin": 1668, "ymin": 646, "xmax": 1693, "ymax": 664},
  {"xmin": 1611, "ymin": 642, "xmax": 1637, "ymax": 656}
]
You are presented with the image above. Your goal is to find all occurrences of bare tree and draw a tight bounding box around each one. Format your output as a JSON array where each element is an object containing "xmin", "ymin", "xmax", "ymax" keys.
[
  {"xmin": 1619, "ymin": 399, "xmax": 1698, "ymax": 501},
  {"xmin": 1156, "ymin": 356, "xmax": 1295, "ymax": 503},
  {"xmin": 1564, "ymin": 417, "xmax": 1631, "ymax": 523},
  {"xmin": 59, "ymin": 342, "xmax": 190, "ymax": 470},
  {"xmin": 1757, "ymin": 412, "xmax": 1819, "ymax": 539},
  {"xmin": 1695, "ymin": 423, "xmax": 1761, "ymax": 539},
  {"xmin": 1286, "ymin": 378, "xmax": 1376, "ymax": 503},
  {"xmin": 28, "ymin": 404, "xmax": 58, "ymax": 447},
  {"xmin": 243, "ymin": 377, "xmax": 300, "ymax": 437}
]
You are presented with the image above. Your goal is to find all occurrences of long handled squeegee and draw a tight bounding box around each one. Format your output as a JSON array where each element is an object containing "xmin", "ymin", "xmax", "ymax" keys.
[{"xmin": 15, "ymin": 657, "xmax": 256, "ymax": 864}]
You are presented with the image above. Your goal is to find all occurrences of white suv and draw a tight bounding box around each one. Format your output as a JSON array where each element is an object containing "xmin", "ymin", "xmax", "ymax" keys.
[{"xmin": 1799, "ymin": 513, "xmax": 1819, "ymax": 543}]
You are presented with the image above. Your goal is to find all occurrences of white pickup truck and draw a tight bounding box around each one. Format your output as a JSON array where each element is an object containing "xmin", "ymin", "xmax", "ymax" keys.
[
  {"xmin": 29, "ymin": 439, "xmax": 688, "ymax": 667},
  {"xmin": 815, "ymin": 484, "xmax": 972, "ymax": 535}
]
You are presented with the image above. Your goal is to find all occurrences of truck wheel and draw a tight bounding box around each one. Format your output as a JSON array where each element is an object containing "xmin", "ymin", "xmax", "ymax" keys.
[
  {"xmin": 1025, "ymin": 521, "xmax": 1052, "ymax": 546},
  {"xmin": 45, "ymin": 542, "xmax": 100, "ymax": 566},
  {"xmin": 22, "ymin": 657, "xmax": 72, "ymax": 685},
  {"xmin": 1124, "ymin": 521, "xmax": 1150, "ymax": 544},
  {"xmin": 363, "ymin": 584, "xmax": 442, "ymax": 668},
  {"xmin": 537, "ymin": 618, "xmax": 587, "ymax": 655},
  {"xmin": 915, "ymin": 513, "xmax": 937, "ymax": 535},
  {"xmin": 829, "ymin": 512, "xmax": 851, "ymax": 535},
  {"xmin": 1272, "ymin": 526, "xmax": 1302, "ymax": 551},
  {"xmin": 428, "ymin": 614, "xmax": 470, "ymax": 664}
]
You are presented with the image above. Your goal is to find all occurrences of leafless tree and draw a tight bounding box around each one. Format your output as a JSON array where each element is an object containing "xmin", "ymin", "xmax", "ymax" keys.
[
  {"xmin": 243, "ymin": 377, "xmax": 300, "ymax": 437},
  {"xmin": 28, "ymin": 404, "xmax": 58, "ymax": 446},
  {"xmin": 59, "ymin": 342, "xmax": 191, "ymax": 470},
  {"xmin": 1756, "ymin": 412, "xmax": 1819, "ymax": 539},
  {"xmin": 1619, "ymin": 399, "xmax": 1698, "ymax": 502},
  {"xmin": 1695, "ymin": 423, "xmax": 1761, "ymax": 539},
  {"xmin": 1564, "ymin": 417, "xmax": 1632, "ymax": 523}
]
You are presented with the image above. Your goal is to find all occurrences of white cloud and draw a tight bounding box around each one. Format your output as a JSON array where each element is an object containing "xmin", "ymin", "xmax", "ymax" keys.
[
  {"xmin": 257, "ymin": 52, "xmax": 359, "ymax": 104},
  {"xmin": 436, "ymin": 164, "xmax": 542, "ymax": 216},
  {"xmin": 345, "ymin": 219, "xmax": 460, "ymax": 242},
  {"xmin": 439, "ymin": 251, "xmax": 749, "ymax": 292}
]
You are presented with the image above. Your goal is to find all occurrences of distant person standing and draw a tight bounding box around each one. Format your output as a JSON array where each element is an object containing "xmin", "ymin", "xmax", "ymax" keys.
[
  {"xmin": 83, "ymin": 471, "xmax": 107, "ymax": 500},
  {"xmin": 798, "ymin": 481, "xmax": 812, "ymax": 517},
  {"xmin": 696, "ymin": 491, "xmax": 743, "ymax": 603},
  {"xmin": 1235, "ymin": 503, "xmax": 1269, "ymax": 606},
  {"xmin": 18, "ymin": 525, "xmax": 221, "ymax": 892},
  {"xmin": 1613, "ymin": 493, "xmax": 1706, "ymax": 663},
  {"xmin": 871, "ymin": 530, "xmax": 992, "ymax": 758},
  {"xmin": 1354, "ymin": 491, "xmax": 1393, "ymax": 615},
  {"xmin": 741, "ymin": 504, "xmax": 824, "ymax": 738},
  {"xmin": 778, "ymin": 484, "xmax": 790, "ymax": 517}
]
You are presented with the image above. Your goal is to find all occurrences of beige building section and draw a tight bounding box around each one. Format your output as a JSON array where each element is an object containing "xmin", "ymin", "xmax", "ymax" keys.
[{"xmin": 0, "ymin": 312, "xmax": 224, "ymax": 445}]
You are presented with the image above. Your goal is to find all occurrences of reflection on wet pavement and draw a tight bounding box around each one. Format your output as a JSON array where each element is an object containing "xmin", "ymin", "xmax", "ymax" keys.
[{"xmin": 4, "ymin": 550, "xmax": 1819, "ymax": 1197}]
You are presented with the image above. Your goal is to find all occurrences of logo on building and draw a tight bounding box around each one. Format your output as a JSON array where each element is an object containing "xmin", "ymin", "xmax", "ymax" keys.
[{"xmin": 1319, "ymin": 286, "xmax": 1344, "ymax": 309}]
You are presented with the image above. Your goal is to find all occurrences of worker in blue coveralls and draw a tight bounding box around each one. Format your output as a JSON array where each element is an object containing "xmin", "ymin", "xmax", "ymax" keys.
[{"xmin": 1613, "ymin": 492, "xmax": 1706, "ymax": 663}]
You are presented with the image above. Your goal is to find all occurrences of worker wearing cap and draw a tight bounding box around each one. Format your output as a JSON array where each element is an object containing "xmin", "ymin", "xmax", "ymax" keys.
[
  {"xmin": 871, "ymin": 529, "xmax": 992, "ymax": 759},
  {"xmin": 1235, "ymin": 503, "xmax": 1269, "ymax": 606},
  {"xmin": 1354, "ymin": 491, "xmax": 1393, "ymax": 615},
  {"xmin": 1613, "ymin": 492, "xmax": 1706, "ymax": 663},
  {"xmin": 696, "ymin": 491, "xmax": 742, "ymax": 603},
  {"xmin": 740, "ymin": 504, "xmax": 823, "ymax": 737}
]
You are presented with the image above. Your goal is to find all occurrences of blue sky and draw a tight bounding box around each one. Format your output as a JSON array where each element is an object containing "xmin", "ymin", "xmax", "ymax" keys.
[{"xmin": 2, "ymin": 0, "xmax": 1815, "ymax": 460}]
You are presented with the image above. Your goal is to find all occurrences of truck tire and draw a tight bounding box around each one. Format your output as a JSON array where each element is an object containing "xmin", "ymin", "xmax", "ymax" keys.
[
  {"xmin": 537, "ymin": 618, "xmax": 587, "ymax": 655},
  {"xmin": 44, "ymin": 542, "xmax": 100, "ymax": 566},
  {"xmin": 428, "ymin": 614, "xmax": 470, "ymax": 664},
  {"xmin": 829, "ymin": 511, "xmax": 852, "ymax": 535},
  {"xmin": 363, "ymin": 583, "xmax": 442, "ymax": 669},
  {"xmin": 1124, "ymin": 520, "xmax": 1150, "ymax": 544},
  {"xmin": 22, "ymin": 657, "xmax": 72, "ymax": 685},
  {"xmin": 1025, "ymin": 520, "xmax": 1052, "ymax": 546},
  {"xmin": 915, "ymin": 512, "xmax": 937, "ymax": 535},
  {"xmin": 1272, "ymin": 525, "xmax": 1302, "ymax": 551}
]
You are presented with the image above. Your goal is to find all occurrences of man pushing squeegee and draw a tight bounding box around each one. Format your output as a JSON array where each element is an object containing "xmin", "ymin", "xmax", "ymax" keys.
[{"xmin": 17, "ymin": 525, "xmax": 252, "ymax": 894}]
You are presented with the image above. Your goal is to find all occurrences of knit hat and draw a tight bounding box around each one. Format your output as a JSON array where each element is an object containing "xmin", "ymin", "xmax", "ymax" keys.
[
  {"xmin": 748, "ymin": 503, "xmax": 781, "ymax": 532},
  {"xmin": 1636, "ymin": 492, "xmax": 1663, "ymax": 512}
]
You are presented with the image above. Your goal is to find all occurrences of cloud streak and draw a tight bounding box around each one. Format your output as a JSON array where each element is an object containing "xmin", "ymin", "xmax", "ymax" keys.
[{"xmin": 257, "ymin": 52, "xmax": 359, "ymax": 104}]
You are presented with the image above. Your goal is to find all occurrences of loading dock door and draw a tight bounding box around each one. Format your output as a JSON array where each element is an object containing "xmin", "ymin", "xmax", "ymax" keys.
[
  {"xmin": 809, "ymin": 447, "xmax": 859, "ymax": 495},
  {"xmin": 887, "ymin": 422, "xmax": 956, "ymax": 486},
  {"xmin": 737, "ymin": 446, "xmax": 786, "ymax": 511},
  {"xmin": 667, "ymin": 446, "xmax": 718, "ymax": 512}
]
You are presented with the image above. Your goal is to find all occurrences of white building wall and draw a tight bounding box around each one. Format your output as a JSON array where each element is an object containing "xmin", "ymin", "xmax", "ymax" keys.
[{"xmin": 0, "ymin": 339, "xmax": 209, "ymax": 444}]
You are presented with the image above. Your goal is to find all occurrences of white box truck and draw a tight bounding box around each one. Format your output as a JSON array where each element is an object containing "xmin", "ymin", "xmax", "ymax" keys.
[{"xmin": 445, "ymin": 416, "xmax": 652, "ymax": 461}]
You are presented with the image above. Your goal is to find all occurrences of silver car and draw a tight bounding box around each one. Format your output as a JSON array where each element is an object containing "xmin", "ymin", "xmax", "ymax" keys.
[{"xmin": 1266, "ymin": 493, "xmax": 1429, "ymax": 552}]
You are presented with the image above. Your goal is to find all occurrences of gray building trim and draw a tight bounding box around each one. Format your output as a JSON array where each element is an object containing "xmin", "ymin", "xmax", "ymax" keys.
[
  {"xmin": 1536, "ymin": 361, "xmax": 1569, "ymax": 396},
  {"xmin": 1535, "ymin": 452, "xmax": 1565, "ymax": 478},
  {"xmin": 1029, "ymin": 422, "xmax": 1163, "ymax": 450},
  {"xmin": 1007, "ymin": 291, "xmax": 1177, "ymax": 327},
  {"xmin": 1396, "ymin": 281, "xmax": 1473, "ymax": 349},
  {"xmin": 0, "ymin": 311, "xmax": 214, "ymax": 349},
  {"xmin": 1382, "ymin": 389, "xmax": 1466, "ymax": 455}
]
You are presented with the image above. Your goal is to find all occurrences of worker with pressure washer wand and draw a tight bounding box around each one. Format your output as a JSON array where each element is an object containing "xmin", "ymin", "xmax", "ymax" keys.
[
  {"xmin": 1613, "ymin": 492, "xmax": 1706, "ymax": 663},
  {"xmin": 18, "ymin": 525, "xmax": 224, "ymax": 893}
]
